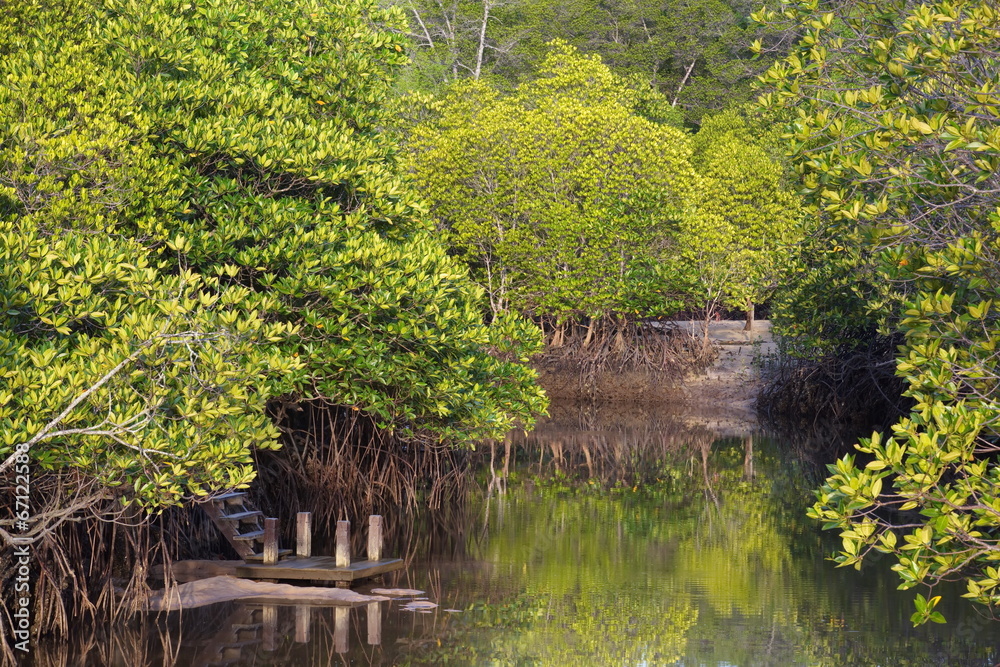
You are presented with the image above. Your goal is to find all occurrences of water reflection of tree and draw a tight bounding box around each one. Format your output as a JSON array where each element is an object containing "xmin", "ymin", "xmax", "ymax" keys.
[
  {"xmin": 29, "ymin": 616, "xmax": 174, "ymax": 667},
  {"xmin": 60, "ymin": 412, "xmax": 1000, "ymax": 666},
  {"xmin": 402, "ymin": 422, "xmax": 1000, "ymax": 666},
  {"xmin": 507, "ymin": 403, "xmax": 726, "ymax": 487}
]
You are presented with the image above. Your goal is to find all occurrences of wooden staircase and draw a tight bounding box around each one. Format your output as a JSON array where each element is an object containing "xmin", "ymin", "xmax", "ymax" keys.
[
  {"xmin": 190, "ymin": 605, "xmax": 265, "ymax": 666},
  {"xmin": 201, "ymin": 492, "xmax": 292, "ymax": 562},
  {"xmin": 199, "ymin": 495, "xmax": 403, "ymax": 584}
]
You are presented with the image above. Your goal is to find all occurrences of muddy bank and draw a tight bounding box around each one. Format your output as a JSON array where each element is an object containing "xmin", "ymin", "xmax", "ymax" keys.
[
  {"xmin": 535, "ymin": 365, "xmax": 684, "ymax": 402},
  {"xmin": 535, "ymin": 321, "xmax": 775, "ymax": 427}
]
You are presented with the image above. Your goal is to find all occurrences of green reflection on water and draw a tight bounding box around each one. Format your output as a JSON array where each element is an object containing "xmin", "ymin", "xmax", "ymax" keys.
[
  {"xmin": 37, "ymin": 410, "xmax": 1000, "ymax": 666},
  {"xmin": 402, "ymin": 428, "xmax": 1000, "ymax": 666}
]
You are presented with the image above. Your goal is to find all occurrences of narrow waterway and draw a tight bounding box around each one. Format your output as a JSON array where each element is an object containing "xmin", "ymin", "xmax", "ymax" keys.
[{"xmin": 41, "ymin": 404, "xmax": 1000, "ymax": 665}]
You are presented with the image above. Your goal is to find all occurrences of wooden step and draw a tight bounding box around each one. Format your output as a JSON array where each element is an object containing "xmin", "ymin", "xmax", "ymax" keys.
[
  {"xmin": 218, "ymin": 510, "xmax": 262, "ymax": 522},
  {"xmin": 231, "ymin": 622, "xmax": 261, "ymax": 630},
  {"xmin": 215, "ymin": 640, "xmax": 259, "ymax": 651},
  {"xmin": 199, "ymin": 494, "xmax": 288, "ymax": 561},
  {"xmin": 201, "ymin": 496, "xmax": 259, "ymax": 559},
  {"xmin": 244, "ymin": 548, "xmax": 293, "ymax": 563},
  {"xmin": 231, "ymin": 623, "xmax": 262, "ymax": 636},
  {"xmin": 232, "ymin": 529, "xmax": 265, "ymax": 541},
  {"xmin": 221, "ymin": 645, "xmax": 254, "ymax": 660},
  {"xmin": 211, "ymin": 492, "xmax": 248, "ymax": 504}
]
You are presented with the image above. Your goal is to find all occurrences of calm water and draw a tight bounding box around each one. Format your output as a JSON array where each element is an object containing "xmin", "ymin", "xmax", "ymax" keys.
[{"xmin": 43, "ymin": 405, "xmax": 1000, "ymax": 665}]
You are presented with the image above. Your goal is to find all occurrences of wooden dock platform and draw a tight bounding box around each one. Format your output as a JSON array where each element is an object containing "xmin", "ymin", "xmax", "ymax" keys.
[
  {"xmin": 234, "ymin": 557, "xmax": 403, "ymax": 583},
  {"xmin": 200, "ymin": 497, "xmax": 403, "ymax": 587}
]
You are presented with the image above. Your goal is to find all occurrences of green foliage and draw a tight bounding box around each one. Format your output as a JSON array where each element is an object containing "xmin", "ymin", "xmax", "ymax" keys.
[
  {"xmin": 808, "ymin": 234, "xmax": 1000, "ymax": 623},
  {"xmin": 0, "ymin": 225, "xmax": 296, "ymax": 508},
  {"xmin": 406, "ymin": 47, "xmax": 798, "ymax": 332},
  {"xmin": 767, "ymin": 220, "xmax": 889, "ymax": 356},
  {"xmin": 757, "ymin": 0, "xmax": 1000, "ymax": 621},
  {"xmin": 0, "ymin": 1, "xmax": 295, "ymax": 508},
  {"xmin": 406, "ymin": 43, "xmax": 698, "ymax": 323},
  {"xmin": 0, "ymin": 0, "xmax": 547, "ymax": 514},
  {"xmin": 395, "ymin": 434, "xmax": 987, "ymax": 665},
  {"xmin": 679, "ymin": 108, "xmax": 801, "ymax": 322},
  {"xmin": 390, "ymin": 0, "xmax": 791, "ymax": 124}
]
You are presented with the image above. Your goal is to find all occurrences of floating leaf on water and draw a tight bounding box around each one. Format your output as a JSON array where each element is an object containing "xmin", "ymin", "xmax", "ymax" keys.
[
  {"xmin": 371, "ymin": 588, "xmax": 424, "ymax": 597},
  {"xmin": 401, "ymin": 601, "xmax": 438, "ymax": 610}
]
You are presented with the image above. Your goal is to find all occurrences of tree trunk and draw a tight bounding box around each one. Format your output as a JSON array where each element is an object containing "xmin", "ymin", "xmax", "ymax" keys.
[
  {"xmin": 702, "ymin": 304, "xmax": 713, "ymax": 350},
  {"xmin": 551, "ymin": 321, "xmax": 564, "ymax": 348},
  {"xmin": 407, "ymin": 2, "xmax": 435, "ymax": 47},
  {"xmin": 582, "ymin": 318, "xmax": 596, "ymax": 349},
  {"xmin": 473, "ymin": 0, "xmax": 491, "ymax": 80},
  {"xmin": 613, "ymin": 324, "xmax": 625, "ymax": 353},
  {"xmin": 672, "ymin": 60, "xmax": 697, "ymax": 107},
  {"xmin": 744, "ymin": 298, "xmax": 755, "ymax": 331}
]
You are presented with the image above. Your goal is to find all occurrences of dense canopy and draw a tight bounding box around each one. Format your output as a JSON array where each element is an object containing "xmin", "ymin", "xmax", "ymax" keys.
[
  {"xmin": 405, "ymin": 45, "xmax": 799, "ymax": 335},
  {"xmin": 757, "ymin": 0, "xmax": 1000, "ymax": 623},
  {"xmin": 0, "ymin": 0, "xmax": 546, "ymax": 517}
]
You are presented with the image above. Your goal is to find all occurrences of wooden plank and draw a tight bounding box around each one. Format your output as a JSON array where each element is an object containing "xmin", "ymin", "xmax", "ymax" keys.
[
  {"xmin": 233, "ymin": 529, "xmax": 265, "ymax": 541},
  {"xmin": 263, "ymin": 518, "xmax": 278, "ymax": 565},
  {"xmin": 262, "ymin": 605, "xmax": 277, "ymax": 651},
  {"xmin": 296, "ymin": 512, "xmax": 311, "ymax": 558},
  {"xmin": 212, "ymin": 492, "xmax": 248, "ymax": 503},
  {"xmin": 243, "ymin": 548, "xmax": 292, "ymax": 563},
  {"xmin": 335, "ymin": 607, "xmax": 349, "ymax": 654},
  {"xmin": 218, "ymin": 510, "xmax": 262, "ymax": 521},
  {"xmin": 294, "ymin": 605, "xmax": 310, "ymax": 643},
  {"xmin": 233, "ymin": 557, "xmax": 403, "ymax": 582},
  {"xmin": 335, "ymin": 520, "xmax": 350, "ymax": 567},
  {"xmin": 341, "ymin": 558, "xmax": 403, "ymax": 574},
  {"xmin": 367, "ymin": 601, "xmax": 381, "ymax": 646},
  {"xmin": 244, "ymin": 557, "xmax": 335, "ymax": 570},
  {"xmin": 368, "ymin": 515, "xmax": 382, "ymax": 562},
  {"xmin": 201, "ymin": 500, "xmax": 255, "ymax": 559},
  {"xmin": 235, "ymin": 558, "xmax": 404, "ymax": 579},
  {"xmin": 240, "ymin": 596, "xmax": 384, "ymax": 608}
]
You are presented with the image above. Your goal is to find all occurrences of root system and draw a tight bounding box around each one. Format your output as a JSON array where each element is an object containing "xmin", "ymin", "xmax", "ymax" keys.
[
  {"xmin": 534, "ymin": 317, "xmax": 715, "ymax": 401},
  {"xmin": 756, "ymin": 335, "xmax": 909, "ymax": 431},
  {"xmin": 0, "ymin": 400, "xmax": 482, "ymax": 661}
]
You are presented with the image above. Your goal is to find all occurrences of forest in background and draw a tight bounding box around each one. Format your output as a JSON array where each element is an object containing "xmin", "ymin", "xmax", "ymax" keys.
[
  {"xmin": 385, "ymin": 0, "xmax": 797, "ymax": 125},
  {"xmin": 0, "ymin": 0, "xmax": 999, "ymax": 654},
  {"xmin": 402, "ymin": 43, "xmax": 799, "ymax": 359}
]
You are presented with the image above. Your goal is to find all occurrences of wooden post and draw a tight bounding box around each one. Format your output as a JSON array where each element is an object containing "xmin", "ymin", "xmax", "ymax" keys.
[
  {"xmin": 294, "ymin": 605, "xmax": 310, "ymax": 643},
  {"xmin": 335, "ymin": 520, "xmax": 351, "ymax": 567},
  {"xmin": 334, "ymin": 606, "xmax": 349, "ymax": 653},
  {"xmin": 262, "ymin": 604, "xmax": 277, "ymax": 651},
  {"xmin": 366, "ymin": 601, "xmax": 381, "ymax": 646},
  {"xmin": 263, "ymin": 518, "xmax": 278, "ymax": 565},
  {"xmin": 296, "ymin": 512, "xmax": 312, "ymax": 558},
  {"xmin": 368, "ymin": 515, "xmax": 383, "ymax": 562}
]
